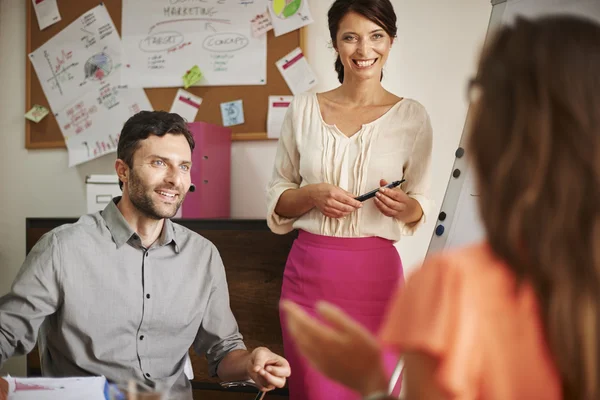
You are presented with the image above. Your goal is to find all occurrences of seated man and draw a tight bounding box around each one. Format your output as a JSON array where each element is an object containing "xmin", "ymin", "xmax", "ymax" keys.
[{"xmin": 0, "ymin": 111, "xmax": 290, "ymax": 399}]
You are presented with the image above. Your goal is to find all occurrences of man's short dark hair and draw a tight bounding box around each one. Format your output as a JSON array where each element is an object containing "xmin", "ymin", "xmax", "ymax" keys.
[{"xmin": 117, "ymin": 111, "xmax": 195, "ymax": 189}]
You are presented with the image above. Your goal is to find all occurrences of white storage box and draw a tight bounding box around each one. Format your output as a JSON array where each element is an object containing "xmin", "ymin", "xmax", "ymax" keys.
[{"xmin": 86, "ymin": 175, "xmax": 121, "ymax": 214}]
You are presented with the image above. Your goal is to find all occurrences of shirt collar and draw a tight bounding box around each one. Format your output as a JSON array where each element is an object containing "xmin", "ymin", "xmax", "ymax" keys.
[
  {"xmin": 158, "ymin": 217, "xmax": 179, "ymax": 252},
  {"xmin": 101, "ymin": 197, "xmax": 179, "ymax": 252}
]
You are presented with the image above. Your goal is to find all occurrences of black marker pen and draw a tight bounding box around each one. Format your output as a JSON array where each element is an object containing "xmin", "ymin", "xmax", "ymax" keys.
[{"xmin": 355, "ymin": 179, "xmax": 406, "ymax": 202}]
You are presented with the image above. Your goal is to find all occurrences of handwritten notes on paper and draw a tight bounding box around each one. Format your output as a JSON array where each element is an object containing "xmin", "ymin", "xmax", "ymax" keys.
[
  {"xmin": 251, "ymin": 12, "xmax": 273, "ymax": 37},
  {"xmin": 268, "ymin": 0, "xmax": 313, "ymax": 37},
  {"xmin": 121, "ymin": 0, "xmax": 267, "ymax": 87},
  {"xmin": 32, "ymin": 0, "xmax": 61, "ymax": 30},
  {"xmin": 25, "ymin": 105, "xmax": 50, "ymax": 123},
  {"xmin": 267, "ymin": 96, "xmax": 292, "ymax": 139},
  {"xmin": 276, "ymin": 47, "xmax": 317, "ymax": 94},
  {"xmin": 170, "ymin": 89, "xmax": 203, "ymax": 122},
  {"xmin": 29, "ymin": 4, "xmax": 123, "ymax": 113},
  {"xmin": 220, "ymin": 100, "xmax": 245, "ymax": 127},
  {"xmin": 55, "ymin": 85, "xmax": 152, "ymax": 167}
]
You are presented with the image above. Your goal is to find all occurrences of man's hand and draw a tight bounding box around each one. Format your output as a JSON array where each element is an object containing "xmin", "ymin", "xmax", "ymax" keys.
[{"xmin": 246, "ymin": 347, "xmax": 291, "ymax": 391}]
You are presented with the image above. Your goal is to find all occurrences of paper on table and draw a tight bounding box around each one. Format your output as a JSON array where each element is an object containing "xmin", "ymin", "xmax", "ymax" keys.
[
  {"xmin": 3, "ymin": 375, "xmax": 107, "ymax": 400},
  {"xmin": 251, "ymin": 11, "xmax": 273, "ymax": 37},
  {"xmin": 268, "ymin": 0, "xmax": 313, "ymax": 37},
  {"xmin": 275, "ymin": 47, "xmax": 317, "ymax": 95},
  {"xmin": 169, "ymin": 89, "xmax": 203, "ymax": 122},
  {"xmin": 267, "ymin": 96, "xmax": 292, "ymax": 139},
  {"xmin": 220, "ymin": 100, "xmax": 245, "ymax": 127},
  {"xmin": 32, "ymin": 0, "xmax": 61, "ymax": 30},
  {"xmin": 25, "ymin": 105, "xmax": 49, "ymax": 123}
]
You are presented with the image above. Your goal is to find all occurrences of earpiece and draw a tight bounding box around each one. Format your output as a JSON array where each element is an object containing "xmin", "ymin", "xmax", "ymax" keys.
[{"xmin": 189, "ymin": 183, "xmax": 196, "ymax": 192}]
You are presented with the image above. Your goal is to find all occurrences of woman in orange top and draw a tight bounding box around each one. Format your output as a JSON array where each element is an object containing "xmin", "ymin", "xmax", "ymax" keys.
[{"xmin": 280, "ymin": 15, "xmax": 600, "ymax": 400}]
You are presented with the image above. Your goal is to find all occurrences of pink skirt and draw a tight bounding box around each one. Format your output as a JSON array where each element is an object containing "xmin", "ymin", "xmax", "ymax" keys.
[{"xmin": 279, "ymin": 230, "xmax": 404, "ymax": 400}]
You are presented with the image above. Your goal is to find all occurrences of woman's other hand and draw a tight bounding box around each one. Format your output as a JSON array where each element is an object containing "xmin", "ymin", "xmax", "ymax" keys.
[{"xmin": 308, "ymin": 183, "xmax": 362, "ymax": 219}]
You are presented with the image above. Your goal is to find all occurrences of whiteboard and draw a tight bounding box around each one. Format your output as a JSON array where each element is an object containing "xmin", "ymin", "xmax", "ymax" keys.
[
  {"xmin": 502, "ymin": 0, "xmax": 600, "ymax": 25},
  {"xmin": 427, "ymin": 0, "xmax": 600, "ymax": 255},
  {"xmin": 121, "ymin": 0, "xmax": 268, "ymax": 88}
]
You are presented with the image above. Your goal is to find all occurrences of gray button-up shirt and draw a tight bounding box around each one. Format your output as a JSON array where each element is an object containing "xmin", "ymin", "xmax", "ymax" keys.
[{"xmin": 0, "ymin": 198, "xmax": 246, "ymax": 398}]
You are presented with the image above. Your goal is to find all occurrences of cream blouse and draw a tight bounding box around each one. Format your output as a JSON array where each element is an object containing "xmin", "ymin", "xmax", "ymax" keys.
[{"xmin": 266, "ymin": 92, "xmax": 432, "ymax": 242}]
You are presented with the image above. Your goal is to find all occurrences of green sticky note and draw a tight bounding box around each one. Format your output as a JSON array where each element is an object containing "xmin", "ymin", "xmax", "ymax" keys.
[
  {"xmin": 182, "ymin": 65, "xmax": 203, "ymax": 89},
  {"xmin": 25, "ymin": 105, "xmax": 49, "ymax": 123}
]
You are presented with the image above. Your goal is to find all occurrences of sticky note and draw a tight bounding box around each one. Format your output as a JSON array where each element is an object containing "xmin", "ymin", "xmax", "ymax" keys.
[
  {"xmin": 267, "ymin": 96, "xmax": 293, "ymax": 138},
  {"xmin": 32, "ymin": 0, "xmax": 62, "ymax": 30},
  {"xmin": 251, "ymin": 12, "xmax": 273, "ymax": 37},
  {"xmin": 169, "ymin": 89, "xmax": 203, "ymax": 122},
  {"xmin": 182, "ymin": 65, "xmax": 203, "ymax": 89},
  {"xmin": 220, "ymin": 100, "xmax": 245, "ymax": 127},
  {"xmin": 25, "ymin": 105, "xmax": 49, "ymax": 123},
  {"xmin": 275, "ymin": 47, "xmax": 317, "ymax": 95}
]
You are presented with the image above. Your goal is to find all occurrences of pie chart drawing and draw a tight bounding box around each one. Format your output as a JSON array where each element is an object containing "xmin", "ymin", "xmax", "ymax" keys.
[
  {"xmin": 272, "ymin": 0, "xmax": 302, "ymax": 19},
  {"xmin": 84, "ymin": 52, "xmax": 113, "ymax": 81}
]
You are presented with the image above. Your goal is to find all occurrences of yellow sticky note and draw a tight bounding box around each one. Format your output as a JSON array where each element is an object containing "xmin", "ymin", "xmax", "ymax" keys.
[
  {"xmin": 182, "ymin": 65, "xmax": 203, "ymax": 89},
  {"xmin": 25, "ymin": 105, "xmax": 49, "ymax": 123}
]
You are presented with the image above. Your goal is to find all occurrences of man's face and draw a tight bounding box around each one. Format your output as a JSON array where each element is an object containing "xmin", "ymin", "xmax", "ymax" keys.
[{"xmin": 125, "ymin": 134, "xmax": 192, "ymax": 220}]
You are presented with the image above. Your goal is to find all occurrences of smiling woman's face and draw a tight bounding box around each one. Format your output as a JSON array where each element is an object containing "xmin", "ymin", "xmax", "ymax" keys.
[{"xmin": 335, "ymin": 11, "xmax": 393, "ymax": 83}]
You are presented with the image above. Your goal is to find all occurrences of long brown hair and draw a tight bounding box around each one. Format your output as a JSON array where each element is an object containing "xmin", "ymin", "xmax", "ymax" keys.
[{"xmin": 468, "ymin": 16, "xmax": 600, "ymax": 399}]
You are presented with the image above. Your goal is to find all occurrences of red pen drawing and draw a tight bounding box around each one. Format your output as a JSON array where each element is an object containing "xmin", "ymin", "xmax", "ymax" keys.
[{"xmin": 62, "ymin": 101, "xmax": 98, "ymax": 135}]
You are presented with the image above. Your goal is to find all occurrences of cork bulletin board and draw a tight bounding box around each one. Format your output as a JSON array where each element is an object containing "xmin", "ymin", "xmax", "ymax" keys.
[{"xmin": 25, "ymin": 0, "xmax": 306, "ymax": 149}]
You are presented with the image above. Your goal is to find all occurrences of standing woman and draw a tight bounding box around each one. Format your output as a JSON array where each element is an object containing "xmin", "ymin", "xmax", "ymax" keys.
[
  {"xmin": 266, "ymin": 0, "xmax": 432, "ymax": 399},
  {"xmin": 281, "ymin": 14, "xmax": 600, "ymax": 400}
]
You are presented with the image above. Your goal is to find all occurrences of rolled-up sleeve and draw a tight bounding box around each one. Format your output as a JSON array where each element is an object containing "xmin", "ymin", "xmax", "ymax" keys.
[
  {"xmin": 0, "ymin": 232, "xmax": 62, "ymax": 366},
  {"xmin": 266, "ymin": 100, "xmax": 302, "ymax": 235},
  {"xmin": 400, "ymin": 111, "xmax": 433, "ymax": 236},
  {"xmin": 192, "ymin": 246, "xmax": 246, "ymax": 377}
]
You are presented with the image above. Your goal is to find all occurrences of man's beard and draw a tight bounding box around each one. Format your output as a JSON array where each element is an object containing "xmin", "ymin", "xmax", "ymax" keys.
[{"xmin": 127, "ymin": 168, "xmax": 185, "ymax": 220}]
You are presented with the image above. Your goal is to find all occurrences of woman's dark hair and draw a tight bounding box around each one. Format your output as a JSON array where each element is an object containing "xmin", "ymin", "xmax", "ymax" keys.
[
  {"xmin": 469, "ymin": 16, "xmax": 600, "ymax": 399},
  {"xmin": 327, "ymin": 0, "xmax": 397, "ymax": 83},
  {"xmin": 116, "ymin": 110, "xmax": 195, "ymax": 189}
]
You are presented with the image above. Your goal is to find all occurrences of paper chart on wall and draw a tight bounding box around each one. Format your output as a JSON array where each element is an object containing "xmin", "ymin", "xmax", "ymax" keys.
[
  {"xmin": 121, "ymin": 0, "xmax": 268, "ymax": 88},
  {"xmin": 268, "ymin": 0, "xmax": 313, "ymax": 37},
  {"xmin": 28, "ymin": 4, "xmax": 123, "ymax": 113},
  {"xmin": 502, "ymin": 0, "xmax": 600, "ymax": 25},
  {"xmin": 55, "ymin": 84, "xmax": 152, "ymax": 167}
]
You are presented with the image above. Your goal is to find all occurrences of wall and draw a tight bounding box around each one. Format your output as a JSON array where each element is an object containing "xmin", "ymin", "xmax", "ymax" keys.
[{"xmin": 0, "ymin": 0, "xmax": 491, "ymax": 376}]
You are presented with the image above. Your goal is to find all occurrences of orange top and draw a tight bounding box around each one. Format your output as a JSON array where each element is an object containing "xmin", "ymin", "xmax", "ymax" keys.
[{"xmin": 380, "ymin": 243, "xmax": 562, "ymax": 399}]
